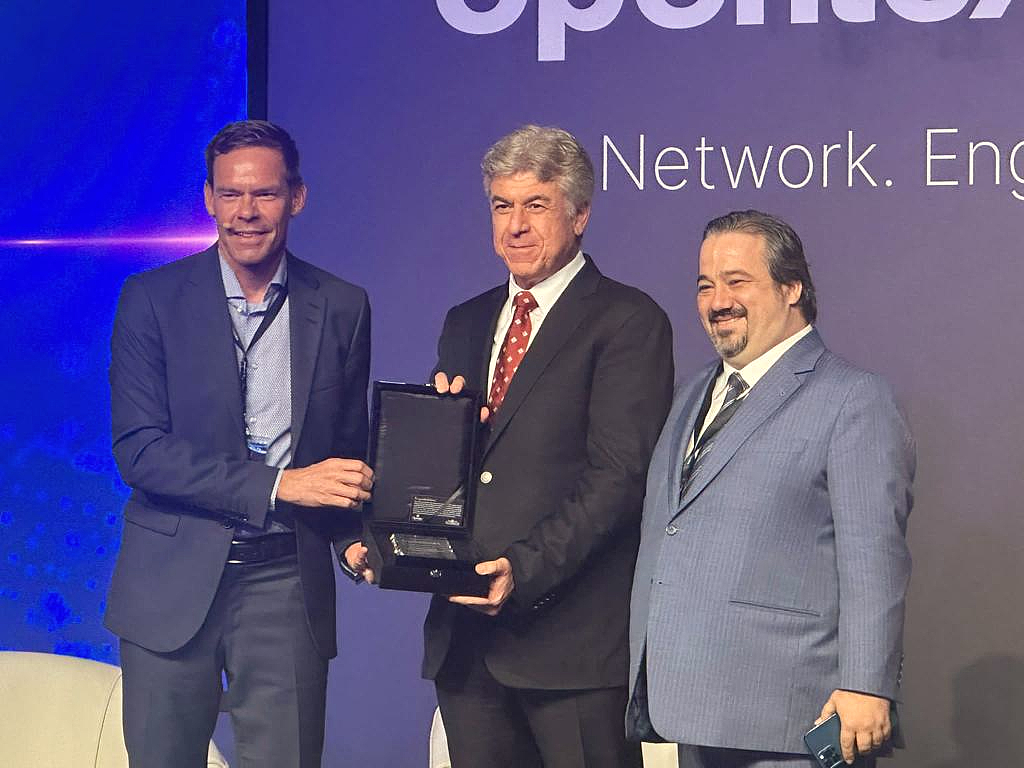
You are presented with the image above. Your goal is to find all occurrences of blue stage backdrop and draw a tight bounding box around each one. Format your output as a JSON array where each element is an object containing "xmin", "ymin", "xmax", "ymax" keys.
[
  {"xmin": 266, "ymin": 3, "xmax": 1024, "ymax": 767},
  {"xmin": 2, "ymin": 3, "xmax": 1022, "ymax": 768},
  {"xmin": 0, "ymin": 2, "xmax": 246, "ymax": 661}
]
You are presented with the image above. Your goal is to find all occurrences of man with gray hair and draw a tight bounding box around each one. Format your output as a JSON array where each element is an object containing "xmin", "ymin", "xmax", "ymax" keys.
[{"xmin": 418, "ymin": 125, "xmax": 674, "ymax": 766}]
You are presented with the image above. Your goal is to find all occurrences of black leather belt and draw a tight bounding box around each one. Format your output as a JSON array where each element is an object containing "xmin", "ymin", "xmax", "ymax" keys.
[{"xmin": 227, "ymin": 533, "xmax": 297, "ymax": 565}]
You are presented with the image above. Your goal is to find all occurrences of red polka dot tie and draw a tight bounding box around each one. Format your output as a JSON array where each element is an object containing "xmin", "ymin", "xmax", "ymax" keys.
[{"xmin": 487, "ymin": 291, "xmax": 536, "ymax": 416}]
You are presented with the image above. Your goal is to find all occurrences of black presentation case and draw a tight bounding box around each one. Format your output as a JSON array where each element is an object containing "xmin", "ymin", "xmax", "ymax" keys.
[{"xmin": 363, "ymin": 381, "xmax": 490, "ymax": 597}]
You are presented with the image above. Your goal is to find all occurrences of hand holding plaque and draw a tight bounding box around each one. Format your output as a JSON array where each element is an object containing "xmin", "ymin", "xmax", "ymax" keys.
[
  {"xmin": 433, "ymin": 372, "xmax": 490, "ymax": 423},
  {"xmin": 448, "ymin": 556, "xmax": 514, "ymax": 615}
]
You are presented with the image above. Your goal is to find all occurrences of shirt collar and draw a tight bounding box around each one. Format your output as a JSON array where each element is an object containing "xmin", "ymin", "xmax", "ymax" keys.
[
  {"xmin": 218, "ymin": 251, "xmax": 288, "ymax": 303},
  {"xmin": 723, "ymin": 324, "xmax": 813, "ymax": 390},
  {"xmin": 504, "ymin": 250, "xmax": 586, "ymax": 317}
]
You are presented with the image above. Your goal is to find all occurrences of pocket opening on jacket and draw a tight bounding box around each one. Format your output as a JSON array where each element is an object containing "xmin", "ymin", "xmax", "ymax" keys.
[
  {"xmin": 727, "ymin": 598, "xmax": 820, "ymax": 617},
  {"xmin": 123, "ymin": 501, "xmax": 181, "ymax": 536}
]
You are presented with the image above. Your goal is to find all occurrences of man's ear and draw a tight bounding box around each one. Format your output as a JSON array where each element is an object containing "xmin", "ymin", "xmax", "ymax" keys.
[
  {"xmin": 290, "ymin": 183, "xmax": 308, "ymax": 216},
  {"xmin": 203, "ymin": 182, "xmax": 215, "ymax": 216},
  {"xmin": 572, "ymin": 203, "xmax": 591, "ymax": 237},
  {"xmin": 783, "ymin": 281, "xmax": 803, "ymax": 307}
]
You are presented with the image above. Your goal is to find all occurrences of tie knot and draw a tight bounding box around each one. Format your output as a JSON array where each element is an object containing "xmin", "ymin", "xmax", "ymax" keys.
[
  {"xmin": 724, "ymin": 372, "xmax": 748, "ymax": 404},
  {"xmin": 513, "ymin": 291, "xmax": 536, "ymax": 311}
]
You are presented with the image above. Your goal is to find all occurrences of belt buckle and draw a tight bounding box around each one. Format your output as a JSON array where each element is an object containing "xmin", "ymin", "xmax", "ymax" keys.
[
  {"xmin": 227, "ymin": 534, "xmax": 292, "ymax": 565},
  {"xmin": 227, "ymin": 537, "xmax": 257, "ymax": 565}
]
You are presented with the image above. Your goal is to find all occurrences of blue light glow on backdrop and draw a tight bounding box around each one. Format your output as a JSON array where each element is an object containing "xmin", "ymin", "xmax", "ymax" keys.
[{"xmin": 0, "ymin": 1, "xmax": 246, "ymax": 660}]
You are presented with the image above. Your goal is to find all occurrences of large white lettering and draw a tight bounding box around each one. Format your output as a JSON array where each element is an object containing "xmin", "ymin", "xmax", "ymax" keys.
[
  {"xmin": 737, "ymin": 1, "xmax": 875, "ymax": 24},
  {"xmin": 437, "ymin": 0, "xmax": 1015, "ymax": 61},
  {"xmin": 636, "ymin": 0, "xmax": 724, "ymax": 29},
  {"xmin": 435, "ymin": 0, "xmax": 527, "ymax": 35},
  {"xmin": 538, "ymin": 0, "xmax": 623, "ymax": 62},
  {"xmin": 602, "ymin": 131, "xmax": 883, "ymax": 191},
  {"xmin": 722, "ymin": 145, "xmax": 774, "ymax": 189},
  {"xmin": 969, "ymin": 0, "xmax": 1014, "ymax": 18},
  {"xmin": 925, "ymin": 128, "xmax": 1024, "ymax": 201},
  {"xmin": 926, "ymin": 128, "xmax": 960, "ymax": 186},
  {"xmin": 886, "ymin": 0, "xmax": 969, "ymax": 22}
]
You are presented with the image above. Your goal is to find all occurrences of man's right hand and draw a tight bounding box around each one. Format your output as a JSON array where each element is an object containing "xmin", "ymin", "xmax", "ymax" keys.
[
  {"xmin": 434, "ymin": 372, "xmax": 489, "ymax": 422},
  {"xmin": 277, "ymin": 458, "xmax": 373, "ymax": 508}
]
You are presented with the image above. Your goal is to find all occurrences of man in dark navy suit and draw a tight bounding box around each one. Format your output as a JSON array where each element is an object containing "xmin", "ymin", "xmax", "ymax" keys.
[
  {"xmin": 106, "ymin": 120, "xmax": 373, "ymax": 768},
  {"xmin": 362, "ymin": 125, "xmax": 675, "ymax": 768}
]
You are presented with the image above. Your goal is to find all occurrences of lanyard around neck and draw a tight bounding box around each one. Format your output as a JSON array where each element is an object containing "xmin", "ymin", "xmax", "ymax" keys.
[{"xmin": 233, "ymin": 284, "xmax": 288, "ymax": 439}]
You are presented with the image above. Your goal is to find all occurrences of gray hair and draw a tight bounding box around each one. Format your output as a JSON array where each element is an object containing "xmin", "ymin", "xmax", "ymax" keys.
[
  {"xmin": 481, "ymin": 125, "xmax": 594, "ymax": 217},
  {"xmin": 702, "ymin": 210, "xmax": 818, "ymax": 323}
]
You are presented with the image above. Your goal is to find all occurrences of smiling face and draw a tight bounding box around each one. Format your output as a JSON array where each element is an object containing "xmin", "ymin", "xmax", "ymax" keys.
[
  {"xmin": 204, "ymin": 145, "xmax": 306, "ymax": 277},
  {"xmin": 489, "ymin": 171, "xmax": 590, "ymax": 289},
  {"xmin": 697, "ymin": 231, "xmax": 806, "ymax": 369}
]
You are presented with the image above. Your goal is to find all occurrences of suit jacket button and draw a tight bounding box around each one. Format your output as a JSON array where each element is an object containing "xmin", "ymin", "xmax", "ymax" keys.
[
  {"xmin": 665, "ymin": 524, "xmax": 678, "ymax": 535},
  {"xmin": 480, "ymin": 471, "xmax": 492, "ymax": 484},
  {"xmin": 221, "ymin": 519, "xmax": 233, "ymax": 529}
]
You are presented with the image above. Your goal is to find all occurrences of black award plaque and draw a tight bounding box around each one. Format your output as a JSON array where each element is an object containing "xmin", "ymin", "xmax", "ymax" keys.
[{"xmin": 364, "ymin": 382, "xmax": 490, "ymax": 597}]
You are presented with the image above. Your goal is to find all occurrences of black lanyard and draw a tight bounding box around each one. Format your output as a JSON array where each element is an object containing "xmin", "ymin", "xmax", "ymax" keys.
[{"xmin": 232, "ymin": 285, "xmax": 288, "ymax": 441}]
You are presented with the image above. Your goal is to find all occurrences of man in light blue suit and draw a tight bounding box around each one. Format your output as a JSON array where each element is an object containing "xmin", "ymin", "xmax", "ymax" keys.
[{"xmin": 627, "ymin": 211, "xmax": 914, "ymax": 768}]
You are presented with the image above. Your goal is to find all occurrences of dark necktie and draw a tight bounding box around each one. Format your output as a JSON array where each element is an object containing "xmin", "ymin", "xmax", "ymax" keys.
[
  {"xmin": 487, "ymin": 291, "xmax": 536, "ymax": 416},
  {"xmin": 679, "ymin": 372, "xmax": 748, "ymax": 501}
]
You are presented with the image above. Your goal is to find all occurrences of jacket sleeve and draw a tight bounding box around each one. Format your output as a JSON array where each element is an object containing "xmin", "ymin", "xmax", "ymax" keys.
[
  {"xmin": 503, "ymin": 301, "xmax": 675, "ymax": 608},
  {"xmin": 827, "ymin": 373, "xmax": 915, "ymax": 699},
  {"xmin": 110, "ymin": 274, "xmax": 278, "ymax": 528},
  {"xmin": 432, "ymin": 306, "xmax": 462, "ymax": 382},
  {"xmin": 329, "ymin": 290, "xmax": 372, "ymax": 550}
]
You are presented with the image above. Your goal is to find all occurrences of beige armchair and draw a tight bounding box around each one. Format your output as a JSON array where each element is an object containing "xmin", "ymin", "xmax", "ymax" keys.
[
  {"xmin": 428, "ymin": 707, "xmax": 678, "ymax": 768},
  {"xmin": 0, "ymin": 651, "xmax": 228, "ymax": 768}
]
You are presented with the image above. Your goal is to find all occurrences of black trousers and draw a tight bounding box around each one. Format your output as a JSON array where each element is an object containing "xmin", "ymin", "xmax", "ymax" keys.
[
  {"xmin": 677, "ymin": 745, "xmax": 876, "ymax": 768},
  {"xmin": 119, "ymin": 553, "xmax": 328, "ymax": 768},
  {"xmin": 435, "ymin": 616, "xmax": 641, "ymax": 768}
]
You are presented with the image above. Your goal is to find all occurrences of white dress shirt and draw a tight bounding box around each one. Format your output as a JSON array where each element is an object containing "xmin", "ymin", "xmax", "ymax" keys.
[
  {"xmin": 485, "ymin": 251, "xmax": 586, "ymax": 390},
  {"xmin": 692, "ymin": 324, "xmax": 813, "ymax": 449}
]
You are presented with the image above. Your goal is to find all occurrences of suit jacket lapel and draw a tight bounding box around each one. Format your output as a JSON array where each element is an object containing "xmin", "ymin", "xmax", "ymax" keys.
[
  {"xmin": 483, "ymin": 258, "xmax": 601, "ymax": 456},
  {"xmin": 285, "ymin": 255, "xmax": 325, "ymax": 457},
  {"xmin": 676, "ymin": 330, "xmax": 826, "ymax": 512},
  {"xmin": 187, "ymin": 246, "xmax": 247, "ymax": 442},
  {"xmin": 472, "ymin": 286, "xmax": 507, "ymax": 391},
  {"xmin": 665, "ymin": 364, "xmax": 720, "ymax": 510}
]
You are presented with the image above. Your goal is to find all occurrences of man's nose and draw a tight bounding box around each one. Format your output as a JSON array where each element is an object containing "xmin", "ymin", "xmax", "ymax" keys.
[
  {"xmin": 508, "ymin": 205, "xmax": 529, "ymax": 234},
  {"xmin": 709, "ymin": 284, "xmax": 734, "ymax": 310},
  {"xmin": 237, "ymin": 194, "xmax": 258, "ymax": 219}
]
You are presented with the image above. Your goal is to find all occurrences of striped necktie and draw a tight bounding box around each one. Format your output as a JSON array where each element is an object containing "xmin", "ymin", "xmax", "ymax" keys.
[{"xmin": 679, "ymin": 372, "xmax": 748, "ymax": 501}]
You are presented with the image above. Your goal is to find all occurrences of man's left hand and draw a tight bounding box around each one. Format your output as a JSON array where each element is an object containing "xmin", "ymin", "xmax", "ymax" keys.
[
  {"xmin": 816, "ymin": 689, "xmax": 892, "ymax": 764},
  {"xmin": 344, "ymin": 541, "xmax": 376, "ymax": 584},
  {"xmin": 448, "ymin": 557, "xmax": 514, "ymax": 616}
]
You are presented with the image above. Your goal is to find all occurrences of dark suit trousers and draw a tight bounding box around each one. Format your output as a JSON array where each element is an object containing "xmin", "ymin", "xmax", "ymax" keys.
[
  {"xmin": 120, "ymin": 553, "xmax": 328, "ymax": 768},
  {"xmin": 677, "ymin": 745, "xmax": 876, "ymax": 768},
  {"xmin": 435, "ymin": 613, "xmax": 641, "ymax": 768}
]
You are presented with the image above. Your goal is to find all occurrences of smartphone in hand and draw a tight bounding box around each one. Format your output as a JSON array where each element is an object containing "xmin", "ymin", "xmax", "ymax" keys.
[{"xmin": 804, "ymin": 714, "xmax": 860, "ymax": 768}]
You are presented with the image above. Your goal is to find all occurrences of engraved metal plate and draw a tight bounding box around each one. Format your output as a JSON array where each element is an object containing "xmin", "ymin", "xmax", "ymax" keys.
[
  {"xmin": 409, "ymin": 494, "xmax": 464, "ymax": 527},
  {"xmin": 389, "ymin": 533, "xmax": 457, "ymax": 560}
]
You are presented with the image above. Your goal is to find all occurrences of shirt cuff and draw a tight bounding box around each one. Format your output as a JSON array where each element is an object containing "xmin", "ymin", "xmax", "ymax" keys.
[{"xmin": 269, "ymin": 468, "xmax": 284, "ymax": 512}]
